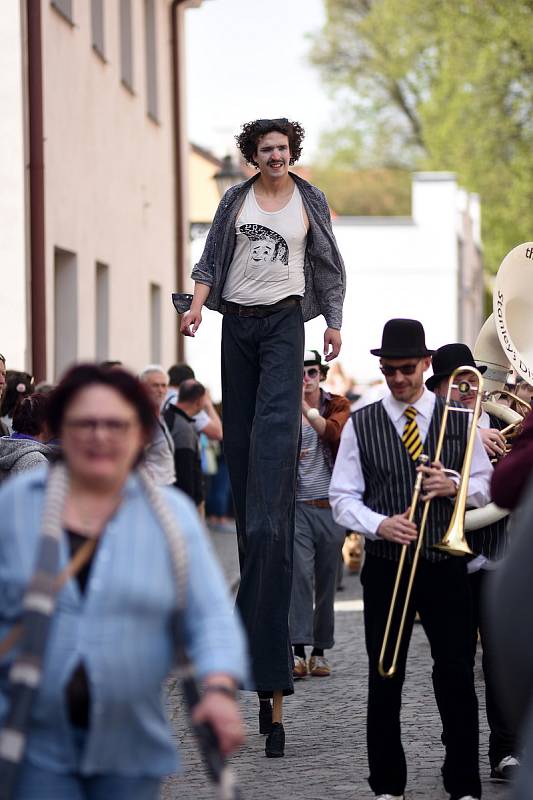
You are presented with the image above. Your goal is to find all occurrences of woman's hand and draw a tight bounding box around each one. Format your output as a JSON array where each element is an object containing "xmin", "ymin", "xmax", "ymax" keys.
[{"xmin": 192, "ymin": 689, "xmax": 245, "ymax": 756}]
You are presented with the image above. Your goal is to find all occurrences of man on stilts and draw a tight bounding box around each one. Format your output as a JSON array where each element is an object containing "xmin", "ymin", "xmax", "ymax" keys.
[{"xmin": 175, "ymin": 118, "xmax": 345, "ymax": 757}]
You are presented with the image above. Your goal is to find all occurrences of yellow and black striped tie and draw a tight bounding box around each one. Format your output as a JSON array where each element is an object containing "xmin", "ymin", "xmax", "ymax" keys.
[{"xmin": 402, "ymin": 405, "xmax": 423, "ymax": 461}]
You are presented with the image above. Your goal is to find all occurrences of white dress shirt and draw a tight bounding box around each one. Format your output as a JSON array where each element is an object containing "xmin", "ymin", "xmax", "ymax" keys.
[
  {"xmin": 330, "ymin": 386, "xmax": 493, "ymax": 539},
  {"xmin": 468, "ymin": 408, "xmax": 500, "ymax": 573}
]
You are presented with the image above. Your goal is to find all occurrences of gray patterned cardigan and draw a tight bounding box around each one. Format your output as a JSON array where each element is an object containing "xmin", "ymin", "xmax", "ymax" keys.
[{"xmin": 185, "ymin": 172, "xmax": 346, "ymax": 330}]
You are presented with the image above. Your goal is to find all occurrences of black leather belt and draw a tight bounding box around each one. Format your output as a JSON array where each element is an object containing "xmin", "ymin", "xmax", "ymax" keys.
[{"xmin": 223, "ymin": 296, "xmax": 301, "ymax": 318}]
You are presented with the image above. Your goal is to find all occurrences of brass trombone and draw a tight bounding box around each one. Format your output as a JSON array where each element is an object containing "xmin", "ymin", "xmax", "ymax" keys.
[{"xmin": 378, "ymin": 366, "xmax": 484, "ymax": 679}]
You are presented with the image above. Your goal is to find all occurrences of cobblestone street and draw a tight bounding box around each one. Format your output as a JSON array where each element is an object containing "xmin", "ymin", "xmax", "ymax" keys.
[{"xmin": 163, "ymin": 528, "xmax": 510, "ymax": 800}]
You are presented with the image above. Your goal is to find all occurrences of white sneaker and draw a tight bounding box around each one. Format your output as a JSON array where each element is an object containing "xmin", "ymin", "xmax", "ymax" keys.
[
  {"xmin": 456, "ymin": 796, "xmax": 480, "ymax": 799},
  {"xmin": 491, "ymin": 754, "xmax": 520, "ymax": 782},
  {"xmin": 375, "ymin": 795, "xmax": 404, "ymax": 799}
]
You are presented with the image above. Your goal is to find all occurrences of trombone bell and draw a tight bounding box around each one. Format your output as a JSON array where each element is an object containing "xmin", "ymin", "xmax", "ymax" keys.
[
  {"xmin": 432, "ymin": 514, "xmax": 474, "ymax": 557},
  {"xmin": 432, "ymin": 365, "xmax": 484, "ymax": 557}
]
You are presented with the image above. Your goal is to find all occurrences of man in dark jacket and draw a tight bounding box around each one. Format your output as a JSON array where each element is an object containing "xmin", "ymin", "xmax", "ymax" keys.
[
  {"xmin": 163, "ymin": 379, "xmax": 205, "ymax": 507},
  {"xmin": 428, "ymin": 343, "xmax": 518, "ymax": 783},
  {"xmin": 174, "ymin": 118, "xmax": 345, "ymax": 758},
  {"xmin": 487, "ymin": 478, "xmax": 533, "ymax": 800},
  {"xmin": 491, "ymin": 408, "xmax": 533, "ymax": 510}
]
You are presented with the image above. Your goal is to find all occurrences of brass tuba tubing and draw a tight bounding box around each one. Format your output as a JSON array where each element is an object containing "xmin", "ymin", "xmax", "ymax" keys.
[{"xmin": 378, "ymin": 366, "xmax": 484, "ymax": 678}]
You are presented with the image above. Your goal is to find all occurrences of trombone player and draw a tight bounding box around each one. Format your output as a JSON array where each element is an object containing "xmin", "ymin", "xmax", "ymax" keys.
[
  {"xmin": 428, "ymin": 343, "xmax": 518, "ymax": 783},
  {"xmin": 330, "ymin": 319, "xmax": 492, "ymax": 800}
]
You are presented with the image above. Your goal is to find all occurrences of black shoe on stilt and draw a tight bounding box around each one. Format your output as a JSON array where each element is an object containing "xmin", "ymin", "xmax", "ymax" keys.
[
  {"xmin": 259, "ymin": 701, "xmax": 273, "ymax": 735},
  {"xmin": 265, "ymin": 722, "xmax": 285, "ymax": 758}
]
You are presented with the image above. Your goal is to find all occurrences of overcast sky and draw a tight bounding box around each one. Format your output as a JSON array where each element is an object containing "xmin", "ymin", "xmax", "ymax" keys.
[{"xmin": 185, "ymin": 0, "xmax": 333, "ymax": 162}]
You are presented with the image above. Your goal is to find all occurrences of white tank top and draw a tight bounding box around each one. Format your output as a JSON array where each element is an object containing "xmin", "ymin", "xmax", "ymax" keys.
[{"xmin": 222, "ymin": 183, "xmax": 307, "ymax": 306}]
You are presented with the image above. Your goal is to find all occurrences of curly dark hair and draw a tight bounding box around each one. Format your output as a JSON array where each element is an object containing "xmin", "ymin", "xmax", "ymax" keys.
[{"xmin": 236, "ymin": 118, "xmax": 305, "ymax": 167}]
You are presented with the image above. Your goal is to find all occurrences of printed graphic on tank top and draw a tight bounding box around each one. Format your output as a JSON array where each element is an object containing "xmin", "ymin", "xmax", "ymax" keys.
[{"xmin": 222, "ymin": 182, "xmax": 307, "ymax": 306}]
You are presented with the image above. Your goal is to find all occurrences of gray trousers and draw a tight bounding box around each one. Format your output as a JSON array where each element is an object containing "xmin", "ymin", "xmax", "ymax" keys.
[{"xmin": 289, "ymin": 503, "xmax": 346, "ymax": 649}]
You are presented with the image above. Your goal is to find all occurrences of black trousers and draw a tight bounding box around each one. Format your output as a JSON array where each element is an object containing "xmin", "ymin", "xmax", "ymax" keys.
[
  {"xmin": 469, "ymin": 568, "xmax": 516, "ymax": 767},
  {"xmin": 221, "ymin": 304, "xmax": 304, "ymax": 695},
  {"xmin": 361, "ymin": 553, "xmax": 481, "ymax": 799}
]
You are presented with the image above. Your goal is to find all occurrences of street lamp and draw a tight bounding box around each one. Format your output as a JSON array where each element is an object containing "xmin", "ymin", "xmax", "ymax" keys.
[{"xmin": 213, "ymin": 154, "xmax": 245, "ymax": 197}]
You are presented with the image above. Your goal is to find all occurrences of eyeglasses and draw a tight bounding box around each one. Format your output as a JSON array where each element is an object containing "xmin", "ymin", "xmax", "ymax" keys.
[
  {"xmin": 380, "ymin": 363, "xmax": 419, "ymax": 377},
  {"xmin": 63, "ymin": 417, "xmax": 137, "ymax": 439},
  {"xmin": 303, "ymin": 367, "xmax": 319, "ymax": 378}
]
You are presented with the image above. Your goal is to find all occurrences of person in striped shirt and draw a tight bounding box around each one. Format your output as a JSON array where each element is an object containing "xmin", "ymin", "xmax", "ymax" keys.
[{"xmin": 290, "ymin": 350, "xmax": 350, "ymax": 679}]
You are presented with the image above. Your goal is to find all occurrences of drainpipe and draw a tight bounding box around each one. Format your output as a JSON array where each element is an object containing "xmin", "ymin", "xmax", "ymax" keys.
[
  {"xmin": 26, "ymin": 0, "xmax": 47, "ymax": 381},
  {"xmin": 171, "ymin": 0, "xmax": 190, "ymax": 363}
]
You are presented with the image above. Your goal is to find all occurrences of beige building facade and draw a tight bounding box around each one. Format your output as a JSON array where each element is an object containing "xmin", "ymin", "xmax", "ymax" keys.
[
  {"xmin": 1, "ymin": 0, "xmax": 204, "ymax": 380},
  {"xmin": 189, "ymin": 143, "xmax": 223, "ymax": 226}
]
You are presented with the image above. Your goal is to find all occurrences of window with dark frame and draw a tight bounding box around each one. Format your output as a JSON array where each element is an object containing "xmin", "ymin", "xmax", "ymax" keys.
[
  {"xmin": 51, "ymin": 0, "xmax": 73, "ymax": 24},
  {"xmin": 150, "ymin": 283, "xmax": 162, "ymax": 363},
  {"xmin": 95, "ymin": 262, "xmax": 110, "ymax": 361},
  {"xmin": 144, "ymin": 0, "xmax": 159, "ymax": 121},
  {"xmin": 54, "ymin": 247, "xmax": 78, "ymax": 379},
  {"xmin": 91, "ymin": 0, "xmax": 105, "ymax": 59},
  {"xmin": 119, "ymin": 0, "xmax": 134, "ymax": 91}
]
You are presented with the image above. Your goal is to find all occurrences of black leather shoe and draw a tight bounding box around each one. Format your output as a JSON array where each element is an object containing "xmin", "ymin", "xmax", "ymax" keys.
[
  {"xmin": 259, "ymin": 701, "xmax": 273, "ymax": 734},
  {"xmin": 265, "ymin": 722, "xmax": 285, "ymax": 758}
]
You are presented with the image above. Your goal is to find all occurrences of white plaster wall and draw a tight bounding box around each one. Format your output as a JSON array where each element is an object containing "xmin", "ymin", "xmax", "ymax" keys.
[
  {"xmin": 306, "ymin": 175, "xmax": 461, "ymax": 384},
  {"xmin": 0, "ymin": 1, "xmax": 28, "ymax": 370},
  {"xmin": 43, "ymin": 0, "xmax": 177, "ymax": 378},
  {"xmin": 185, "ymin": 174, "xmax": 473, "ymax": 398}
]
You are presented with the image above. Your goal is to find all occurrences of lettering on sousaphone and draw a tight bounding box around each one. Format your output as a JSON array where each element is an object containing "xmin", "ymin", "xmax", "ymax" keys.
[
  {"xmin": 495, "ymin": 290, "xmax": 533, "ymax": 382},
  {"xmin": 493, "ymin": 242, "xmax": 533, "ymax": 386}
]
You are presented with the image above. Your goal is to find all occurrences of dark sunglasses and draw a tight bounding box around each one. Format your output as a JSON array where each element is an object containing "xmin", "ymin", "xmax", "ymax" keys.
[
  {"xmin": 380, "ymin": 363, "xmax": 419, "ymax": 377},
  {"xmin": 303, "ymin": 367, "xmax": 319, "ymax": 378}
]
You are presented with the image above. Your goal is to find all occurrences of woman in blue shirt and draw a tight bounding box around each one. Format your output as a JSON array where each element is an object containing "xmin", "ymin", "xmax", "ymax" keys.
[{"xmin": 0, "ymin": 364, "xmax": 247, "ymax": 800}]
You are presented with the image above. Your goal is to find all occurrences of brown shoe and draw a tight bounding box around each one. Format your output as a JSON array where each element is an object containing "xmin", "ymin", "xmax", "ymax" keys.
[
  {"xmin": 293, "ymin": 655, "xmax": 308, "ymax": 679},
  {"xmin": 343, "ymin": 532, "xmax": 363, "ymax": 573},
  {"xmin": 309, "ymin": 655, "xmax": 331, "ymax": 677}
]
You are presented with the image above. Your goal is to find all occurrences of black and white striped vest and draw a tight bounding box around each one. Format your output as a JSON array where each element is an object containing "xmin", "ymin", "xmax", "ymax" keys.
[
  {"xmin": 466, "ymin": 413, "xmax": 509, "ymax": 562},
  {"xmin": 352, "ymin": 396, "xmax": 469, "ymax": 563}
]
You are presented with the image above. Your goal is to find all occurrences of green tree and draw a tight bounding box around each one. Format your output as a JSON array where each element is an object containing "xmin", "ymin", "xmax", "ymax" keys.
[{"xmin": 310, "ymin": 0, "xmax": 533, "ymax": 273}]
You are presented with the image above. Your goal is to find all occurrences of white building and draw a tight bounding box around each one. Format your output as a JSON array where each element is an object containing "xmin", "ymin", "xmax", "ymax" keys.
[
  {"xmin": 185, "ymin": 172, "xmax": 484, "ymax": 397},
  {"xmin": 0, "ymin": 0, "xmax": 204, "ymax": 380}
]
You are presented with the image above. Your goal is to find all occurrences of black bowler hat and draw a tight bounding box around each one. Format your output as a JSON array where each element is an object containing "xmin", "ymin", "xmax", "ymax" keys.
[
  {"xmin": 425, "ymin": 343, "xmax": 487, "ymax": 391},
  {"xmin": 370, "ymin": 319, "xmax": 434, "ymax": 359}
]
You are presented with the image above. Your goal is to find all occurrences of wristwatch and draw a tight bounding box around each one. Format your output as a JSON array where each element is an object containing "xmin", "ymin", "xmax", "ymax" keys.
[{"xmin": 203, "ymin": 684, "xmax": 238, "ymax": 700}]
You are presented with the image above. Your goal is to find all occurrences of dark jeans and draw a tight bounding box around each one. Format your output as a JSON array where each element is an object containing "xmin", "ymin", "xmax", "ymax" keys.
[
  {"xmin": 361, "ymin": 553, "xmax": 481, "ymax": 799},
  {"xmin": 15, "ymin": 729, "xmax": 160, "ymax": 799},
  {"xmin": 221, "ymin": 304, "xmax": 304, "ymax": 695},
  {"xmin": 469, "ymin": 568, "xmax": 516, "ymax": 767},
  {"xmin": 206, "ymin": 453, "xmax": 232, "ymax": 518}
]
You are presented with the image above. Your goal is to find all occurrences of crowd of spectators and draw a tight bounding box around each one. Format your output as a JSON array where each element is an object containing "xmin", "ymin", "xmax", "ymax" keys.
[{"xmin": 0, "ymin": 354, "xmax": 234, "ymax": 526}]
